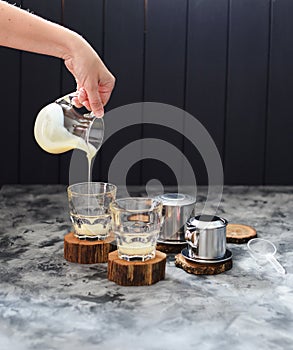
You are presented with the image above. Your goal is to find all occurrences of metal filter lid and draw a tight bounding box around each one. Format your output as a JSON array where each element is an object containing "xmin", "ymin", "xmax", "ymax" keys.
[
  {"xmin": 156, "ymin": 193, "xmax": 196, "ymax": 207},
  {"xmin": 186, "ymin": 214, "xmax": 228, "ymax": 230}
]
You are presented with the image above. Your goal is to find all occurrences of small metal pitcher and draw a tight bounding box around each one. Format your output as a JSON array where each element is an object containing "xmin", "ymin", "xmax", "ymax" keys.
[
  {"xmin": 56, "ymin": 92, "xmax": 104, "ymax": 148},
  {"xmin": 185, "ymin": 215, "xmax": 228, "ymax": 259}
]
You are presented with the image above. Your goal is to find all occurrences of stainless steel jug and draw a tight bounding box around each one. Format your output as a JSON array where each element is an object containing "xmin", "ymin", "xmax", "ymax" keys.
[{"xmin": 185, "ymin": 215, "xmax": 228, "ymax": 259}]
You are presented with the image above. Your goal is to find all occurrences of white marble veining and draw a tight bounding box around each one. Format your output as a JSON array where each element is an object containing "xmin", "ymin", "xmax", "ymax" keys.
[{"xmin": 0, "ymin": 185, "xmax": 292, "ymax": 350}]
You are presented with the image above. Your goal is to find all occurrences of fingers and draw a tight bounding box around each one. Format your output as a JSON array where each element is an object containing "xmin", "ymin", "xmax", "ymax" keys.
[
  {"xmin": 71, "ymin": 82, "xmax": 83, "ymax": 108},
  {"xmin": 76, "ymin": 86, "xmax": 104, "ymax": 117},
  {"xmin": 77, "ymin": 87, "xmax": 91, "ymax": 111},
  {"xmin": 73, "ymin": 74, "xmax": 115, "ymax": 118},
  {"xmin": 87, "ymin": 87, "xmax": 104, "ymax": 117},
  {"xmin": 98, "ymin": 85, "xmax": 113, "ymax": 107},
  {"xmin": 99, "ymin": 73, "xmax": 116, "ymax": 106},
  {"xmin": 71, "ymin": 97, "xmax": 83, "ymax": 108}
]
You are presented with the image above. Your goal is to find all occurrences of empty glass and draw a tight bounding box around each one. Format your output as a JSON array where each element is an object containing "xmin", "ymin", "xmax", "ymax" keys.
[
  {"xmin": 68, "ymin": 182, "xmax": 117, "ymax": 240},
  {"xmin": 110, "ymin": 198, "xmax": 163, "ymax": 261},
  {"xmin": 247, "ymin": 238, "xmax": 286, "ymax": 274}
]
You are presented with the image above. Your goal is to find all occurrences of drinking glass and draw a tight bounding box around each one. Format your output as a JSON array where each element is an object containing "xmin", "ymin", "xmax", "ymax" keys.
[
  {"xmin": 68, "ymin": 182, "xmax": 117, "ymax": 240},
  {"xmin": 110, "ymin": 198, "xmax": 163, "ymax": 261}
]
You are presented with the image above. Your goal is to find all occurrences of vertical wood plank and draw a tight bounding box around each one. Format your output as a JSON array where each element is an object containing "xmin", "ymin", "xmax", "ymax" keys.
[
  {"xmin": 100, "ymin": 0, "xmax": 145, "ymax": 184},
  {"xmin": 265, "ymin": 0, "xmax": 293, "ymax": 184},
  {"xmin": 144, "ymin": 0, "xmax": 187, "ymax": 107},
  {"xmin": 0, "ymin": 0, "xmax": 22, "ymax": 186},
  {"xmin": 104, "ymin": 0, "xmax": 145, "ymax": 110},
  {"xmin": 142, "ymin": 0, "xmax": 187, "ymax": 186},
  {"xmin": 185, "ymin": 0, "xmax": 228, "ymax": 185},
  {"xmin": 224, "ymin": 0, "xmax": 270, "ymax": 184},
  {"xmin": 19, "ymin": 0, "xmax": 62, "ymax": 184},
  {"xmin": 60, "ymin": 0, "xmax": 104, "ymax": 184}
]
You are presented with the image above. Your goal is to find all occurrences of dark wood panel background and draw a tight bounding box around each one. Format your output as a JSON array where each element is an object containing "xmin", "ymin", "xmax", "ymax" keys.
[
  {"xmin": 185, "ymin": 0, "xmax": 228, "ymax": 185},
  {"xmin": 0, "ymin": 0, "xmax": 21, "ymax": 185},
  {"xmin": 224, "ymin": 0, "xmax": 270, "ymax": 184},
  {"xmin": 20, "ymin": 0, "xmax": 62, "ymax": 184},
  {"xmin": 0, "ymin": 0, "xmax": 292, "ymax": 186}
]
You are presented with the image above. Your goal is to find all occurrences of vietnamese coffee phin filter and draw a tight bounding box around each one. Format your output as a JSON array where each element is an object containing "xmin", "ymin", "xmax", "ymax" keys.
[
  {"xmin": 156, "ymin": 193, "xmax": 196, "ymax": 244},
  {"xmin": 185, "ymin": 215, "xmax": 228, "ymax": 260}
]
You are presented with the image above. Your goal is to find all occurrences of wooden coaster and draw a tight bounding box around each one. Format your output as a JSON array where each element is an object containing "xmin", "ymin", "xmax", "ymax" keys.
[
  {"xmin": 175, "ymin": 253, "xmax": 232, "ymax": 275},
  {"xmin": 226, "ymin": 223, "xmax": 257, "ymax": 244},
  {"xmin": 156, "ymin": 242, "xmax": 187, "ymax": 254},
  {"xmin": 107, "ymin": 250, "xmax": 166, "ymax": 286},
  {"xmin": 64, "ymin": 232, "xmax": 116, "ymax": 264}
]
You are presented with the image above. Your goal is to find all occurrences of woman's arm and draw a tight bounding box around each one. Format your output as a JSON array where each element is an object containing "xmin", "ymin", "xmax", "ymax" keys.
[{"xmin": 0, "ymin": 1, "xmax": 115, "ymax": 117}]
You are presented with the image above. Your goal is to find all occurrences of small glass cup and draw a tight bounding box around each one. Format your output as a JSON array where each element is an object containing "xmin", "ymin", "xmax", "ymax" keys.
[
  {"xmin": 68, "ymin": 182, "xmax": 117, "ymax": 240},
  {"xmin": 110, "ymin": 197, "xmax": 163, "ymax": 261}
]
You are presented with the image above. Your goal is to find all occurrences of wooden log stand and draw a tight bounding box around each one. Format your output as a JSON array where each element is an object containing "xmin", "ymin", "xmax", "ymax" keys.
[
  {"xmin": 175, "ymin": 253, "xmax": 232, "ymax": 275},
  {"xmin": 107, "ymin": 250, "xmax": 166, "ymax": 286},
  {"xmin": 156, "ymin": 242, "xmax": 187, "ymax": 254},
  {"xmin": 64, "ymin": 232, "xmax": 116, "ymax": 264},
  {"xmin": 226, "ymin": 223, "xmax": 257, "ymax": 244}
]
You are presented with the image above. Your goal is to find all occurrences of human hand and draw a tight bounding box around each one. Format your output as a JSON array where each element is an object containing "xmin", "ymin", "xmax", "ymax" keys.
[
  {"xmin": 0, "ymin": 2, "xmax": 114, "ymax": 117},
  {"xmin": 63, "ymin": 35, "xmax": 115, "ymax": 117}
]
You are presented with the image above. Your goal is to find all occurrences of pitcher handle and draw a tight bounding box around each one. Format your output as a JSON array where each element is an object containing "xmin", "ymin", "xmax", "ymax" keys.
[
  {"xmin": 55, "ymin": 91, "xmax": 78, "ymax": 105},
  {"xmin": 185, "ymin": 229, "xmax": 199, "ymax": 249}
]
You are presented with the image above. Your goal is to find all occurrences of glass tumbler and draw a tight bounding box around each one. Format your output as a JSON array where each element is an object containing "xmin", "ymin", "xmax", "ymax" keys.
[
  {"xmin": 68, "ymin": 182, "xmax": 117, "ymax": 240},
  {"xmin": 110, "ymin": 198, "xmax": 163, "ymax": 261}
]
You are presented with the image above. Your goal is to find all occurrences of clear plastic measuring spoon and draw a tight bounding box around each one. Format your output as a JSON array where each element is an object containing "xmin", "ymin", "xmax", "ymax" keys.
[{"xmin": 247, "ymin": 238, "xmax": 286, "ymax": 274}]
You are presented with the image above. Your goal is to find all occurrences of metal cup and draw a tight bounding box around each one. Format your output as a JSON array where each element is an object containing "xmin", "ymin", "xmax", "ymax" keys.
[
  {"xmin": 185, "ymin": 215, "xmax": 228, "ymax": 260},
  {"xmin": 156, "ymin": 193, "xmax": 196, "ymax": 243}
]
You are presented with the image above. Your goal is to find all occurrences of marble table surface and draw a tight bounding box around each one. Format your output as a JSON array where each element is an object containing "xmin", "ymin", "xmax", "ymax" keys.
[{"xmin": 0, "ymin": 185, "xmax": 292, "ymax": 350}]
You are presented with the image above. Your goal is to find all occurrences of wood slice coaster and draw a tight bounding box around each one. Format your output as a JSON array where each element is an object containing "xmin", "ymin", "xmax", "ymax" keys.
[
  {"xmin": 107, "ymin": 250, "xmax": 166, "ymax": 286},
  {"xmin": 226, "ymin": 223, "xmax": 257, "ymax": 244},
  {"xmin": 64, "ymin": 232, "xmax": 116, "ymax": 264},
  {"xmin": 175, "ymin": 253, "xmax": 232, "ymax": 275},
  {"xmin": 156, "ymin": 242, "xmax": 187, "ymax": 254}
]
